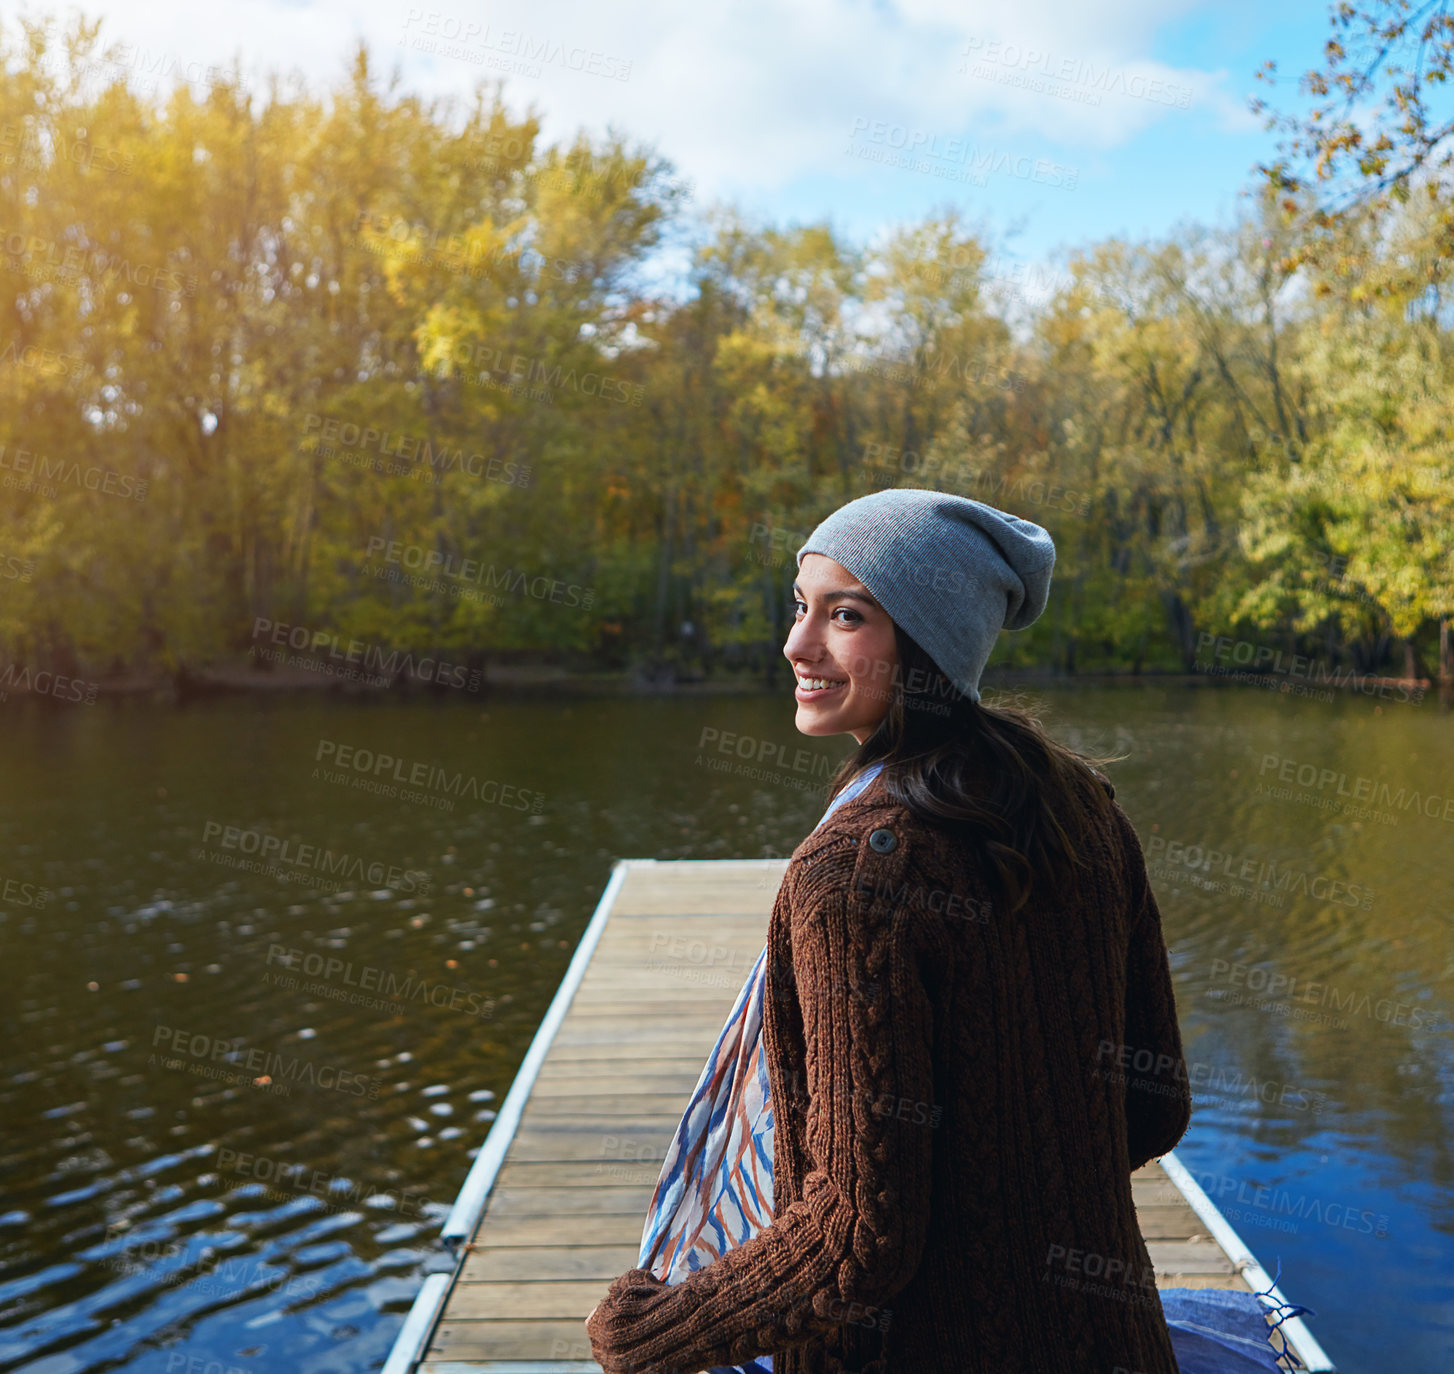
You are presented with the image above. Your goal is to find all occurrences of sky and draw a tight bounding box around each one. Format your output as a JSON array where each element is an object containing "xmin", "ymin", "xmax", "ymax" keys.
[{"xmin": 12, "ymin": 0, "xmax": 1336, "ymax": 295}]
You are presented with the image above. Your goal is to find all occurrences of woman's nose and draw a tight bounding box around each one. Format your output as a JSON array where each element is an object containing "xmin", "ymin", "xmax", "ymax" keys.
[{"xmin": 783, "ymin": 617, "xmax": 816, "ymax": 661}]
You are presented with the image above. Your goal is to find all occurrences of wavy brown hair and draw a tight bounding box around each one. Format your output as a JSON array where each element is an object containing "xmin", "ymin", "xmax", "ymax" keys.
[{"xmin": 826, "ymin": 624, "xmax": 1125, "ymax": 915}]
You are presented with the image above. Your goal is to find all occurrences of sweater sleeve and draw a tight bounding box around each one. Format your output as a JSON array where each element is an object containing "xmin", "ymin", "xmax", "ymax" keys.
[
  {"xmin": 584, "ymin": 848, "xmax": 936, "ymax": 1374},
  {"xmin": 1117, "ymin": 821, "xmax": 1193, "ymax": 1171}
]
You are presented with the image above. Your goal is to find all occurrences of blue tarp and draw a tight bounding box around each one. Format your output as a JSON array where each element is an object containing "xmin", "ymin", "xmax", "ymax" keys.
[{"xmin": 1163, "ymin": 1270, "xmax": 1318, "ymax": 1373}]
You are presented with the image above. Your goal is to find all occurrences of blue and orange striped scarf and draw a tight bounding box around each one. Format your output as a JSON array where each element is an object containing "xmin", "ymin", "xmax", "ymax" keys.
[{"xmin": 637, "ymin": 762, "xmax": 886, "ymax": 1374}]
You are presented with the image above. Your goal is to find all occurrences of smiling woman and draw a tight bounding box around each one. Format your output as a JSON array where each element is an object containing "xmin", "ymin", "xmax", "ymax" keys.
[{"xmin": 585, "ymin": 490, "xmax": 1199, "ymax": 1373}]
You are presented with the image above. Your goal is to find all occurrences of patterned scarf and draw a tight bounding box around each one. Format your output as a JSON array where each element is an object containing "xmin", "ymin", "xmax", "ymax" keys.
[{"xmin": 637, "ymin": 762, "xmax": 886, "ymax": 1374}]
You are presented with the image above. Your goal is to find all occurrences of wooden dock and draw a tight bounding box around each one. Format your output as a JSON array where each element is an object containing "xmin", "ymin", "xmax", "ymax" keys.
[{"xmin": 382, "ymin": 858, "xmax": 1336, "ymax": 1373}]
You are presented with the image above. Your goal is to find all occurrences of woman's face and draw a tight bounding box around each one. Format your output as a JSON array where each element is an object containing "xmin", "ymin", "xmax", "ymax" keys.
[{"xmin": 784, "ymin": 553, "xmax": 899, "ymax": 744}]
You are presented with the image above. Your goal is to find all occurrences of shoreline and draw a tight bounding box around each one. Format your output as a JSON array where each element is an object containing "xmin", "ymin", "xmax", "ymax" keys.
[{"xmin": 2, "ymin": 660, "xmax": 1436, "ymax": 702}]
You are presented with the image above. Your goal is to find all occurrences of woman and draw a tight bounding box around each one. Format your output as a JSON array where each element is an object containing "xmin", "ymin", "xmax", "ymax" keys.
[{"xmin": 586, "ymin": 489, "xmax": 1193, "ymax": 1373}]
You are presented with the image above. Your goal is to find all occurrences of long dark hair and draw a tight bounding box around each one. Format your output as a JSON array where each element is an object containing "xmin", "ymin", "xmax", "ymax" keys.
[{"xmin": 827, "ymin": 624, "xmax": 1124, "ymax": 914}]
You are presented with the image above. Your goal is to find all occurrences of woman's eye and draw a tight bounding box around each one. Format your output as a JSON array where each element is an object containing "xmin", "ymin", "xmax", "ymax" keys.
[{"xmin": 789, "ymin": 600, "xmax": 861, "ymax": 623}]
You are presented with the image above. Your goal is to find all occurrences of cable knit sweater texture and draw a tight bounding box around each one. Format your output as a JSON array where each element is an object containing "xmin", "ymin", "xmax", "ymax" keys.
[{"xmin": 586, "ymin": 766, "xmax": 1193, "ymax": 1374}]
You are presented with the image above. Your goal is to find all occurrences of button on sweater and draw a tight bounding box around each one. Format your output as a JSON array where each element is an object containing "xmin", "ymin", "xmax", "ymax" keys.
[{"xmin": 586, "ymin": 765, "xmax": 1193, "ymax": 1374}]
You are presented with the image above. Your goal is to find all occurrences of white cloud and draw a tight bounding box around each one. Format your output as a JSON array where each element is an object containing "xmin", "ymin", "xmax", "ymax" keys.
[{"xmin": 17, "ymin": 0, "xmax": 1230, "ymax": 199}]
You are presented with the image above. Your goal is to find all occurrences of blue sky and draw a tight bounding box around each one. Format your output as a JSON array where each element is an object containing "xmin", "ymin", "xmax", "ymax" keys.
[{"xmin": 16, "ymin": 0, "xmax": 1336, "ymax": 289}]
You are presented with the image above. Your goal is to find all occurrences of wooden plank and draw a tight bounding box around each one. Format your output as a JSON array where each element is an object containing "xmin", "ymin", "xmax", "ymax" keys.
[
  {"xmin": 585, "ymin": 978, "xmax": 752, "ymax": 991},
  {"xmin": 525, "ymin": 1095, "xmax": 691, "ymax": 1118},
  {"xmin": 459, "ymin": 1246, "xmax": 640, "ymax": 1283},
  {"xmin": 610, "ymin": 887, "xmax": 782, "ymax": 917},
  {"xmin": 585, "ymin": 957, "xmax": 761, "ymax": 972},
  {"xmin": 609, "ymin": 896, "xmax": 777, "ymax": 916},
  {"xmin": 465, "ymin": 1214, "xmax": 652, "ymax": 1246},
  {"xmin": 589, "ymin": 941, "xmax": 767, "ymax": 954},
  {"xmin": 1129, "ymin": 1179, "xmax": 1188, "ymax": 1204},
  {"xmin": 526, "ymin": 1067, "xmax": 692, "ymax": 1085},
  {"xmin": 579, "ymin": 965, "xmax": 757, "ymax": 979},
  {"xmin": 573, "ymin": 980, "xmax": 748, "ymax": 993},
  {"xmin": 1161, "ymin": 1272, "xmax": 1255, "ymax": 1291},
  {"xmin": 592, "ymin": 914, "xmax": 772, "ymax": 925},
  {"xmin": 509, "ymin": 1117, "xmax": 678, "ymax": 1134},
  {"xmin": 566, "ymin": 992, "xmax": 746, "ymax": 1008},
  {"xmin": 509, "ymin": 1117, "xmax": 674, "ymax": 1134},
  {"xmin": 562, "ymin": 995, "xmax": 738, "ymax": 1013},
  {"xmin": 581, "ymin": 954, "xmax": 761, "ymax": 965},
  {"xmin": 550, "ymin": 1027, "xmax": 736, "ymax": 1047},
  {"xmin": 583, "ymin": 964, "xmax": 759, "ymax": 978},
  {"xmin": 442, "ymin": 1281, "xmax": 616, "ymax": 1320},
  {"xmin": 589, "ymin": 932, "xmax": 768, "ymax": 947},
  {"xmin": 482, "ymin": 1187, "xmax": 656, "ymax": 1219},
  {"xmin": 566, "ymin": 981, "xmax": 743, "ymax": 998},
  {"xmin": 501, "ymin": 1138, "xmax": 674, "ymax": 1164},
  {"xmin": 528, "ymin": 1066, "xmax": 700, "ymax": 1085},
  {"xmin": 495, "ymin": 1161, "xmax": 664, "ymax": 1189},
  {"xmin": 555, "ymin": 1006, "xmax": 738, "ymax": 1029},
  {"xmin": 590, "ymin": 914, "xmax": 772, "ymax": 926},
  {"xmin": 526, "ymin": 1085, "xmax": 697, "ymax": 1103},
  {"xmin": 534, "ymin": 1052, "xmax": 708, "ymax": 1068},
  {"xmin": 429, "ymin": 1321, "xmax": 599, "ymax": 1360},
  {"xmin": 1136, "ymin": 1202, "xmax": 1213, "ymax": 1239},
  {"xmin": 1145, "ymin": 1240, "xmax": 1239, "ymax": 1274},
  {"xmin": 535, "ymin": 1049, "xmax": 711, "ymax": 1066}
]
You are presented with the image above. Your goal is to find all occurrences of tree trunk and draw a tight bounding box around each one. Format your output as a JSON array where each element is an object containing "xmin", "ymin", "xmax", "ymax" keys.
[
  {"xmin": 652, "ymin": 482, "xmax": 676, "ymax": 665},
  {"xmin": 1159, "ymin": 591, "xmax": 1197, "ymax": 671},
  {"xmin": 764, "ymin": 559, "xmax": 785, "ymax": 688}
]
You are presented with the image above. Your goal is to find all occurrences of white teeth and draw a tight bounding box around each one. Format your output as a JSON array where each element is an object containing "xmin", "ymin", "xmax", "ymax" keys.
[{"xmin": 797, "ymin": 676, "xmax": 845, "ymax": 691}]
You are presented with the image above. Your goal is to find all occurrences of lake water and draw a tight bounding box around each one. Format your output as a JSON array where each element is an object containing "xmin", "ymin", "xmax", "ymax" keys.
[{"xmin": 1, "ymin": 685, "xmax": 1450, "ymax": 1373}]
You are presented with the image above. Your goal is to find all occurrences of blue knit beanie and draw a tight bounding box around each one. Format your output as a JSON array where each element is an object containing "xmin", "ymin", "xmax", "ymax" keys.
[{"xmin": 795, "ymin": 489, "xmax": 1056, "ymax": 704}]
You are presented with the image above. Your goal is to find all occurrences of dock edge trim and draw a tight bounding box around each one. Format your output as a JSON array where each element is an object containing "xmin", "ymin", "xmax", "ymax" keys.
[
  {"xmin": 380, "ymin": 857, "xmax": 639, "ymax": 1374},
  {"xmin": 1159, "ymin": 1150, "xmax": 1337, "ymax": 1372},
  {"xmin": 381, "ymin": 1273, "xmax": 451, "ymax": 1374}
]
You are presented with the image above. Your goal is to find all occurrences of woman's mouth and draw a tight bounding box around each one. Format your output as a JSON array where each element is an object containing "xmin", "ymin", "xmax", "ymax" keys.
[{"xmin": 795, "ymin": 673, "xmax": 848, "ymax": 702}]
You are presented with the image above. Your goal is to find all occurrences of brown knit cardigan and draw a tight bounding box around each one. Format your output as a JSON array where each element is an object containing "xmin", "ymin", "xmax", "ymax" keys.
[{"xmin": 586, "ymin": 766, "xmax": 1193, "ymax": 1373}]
